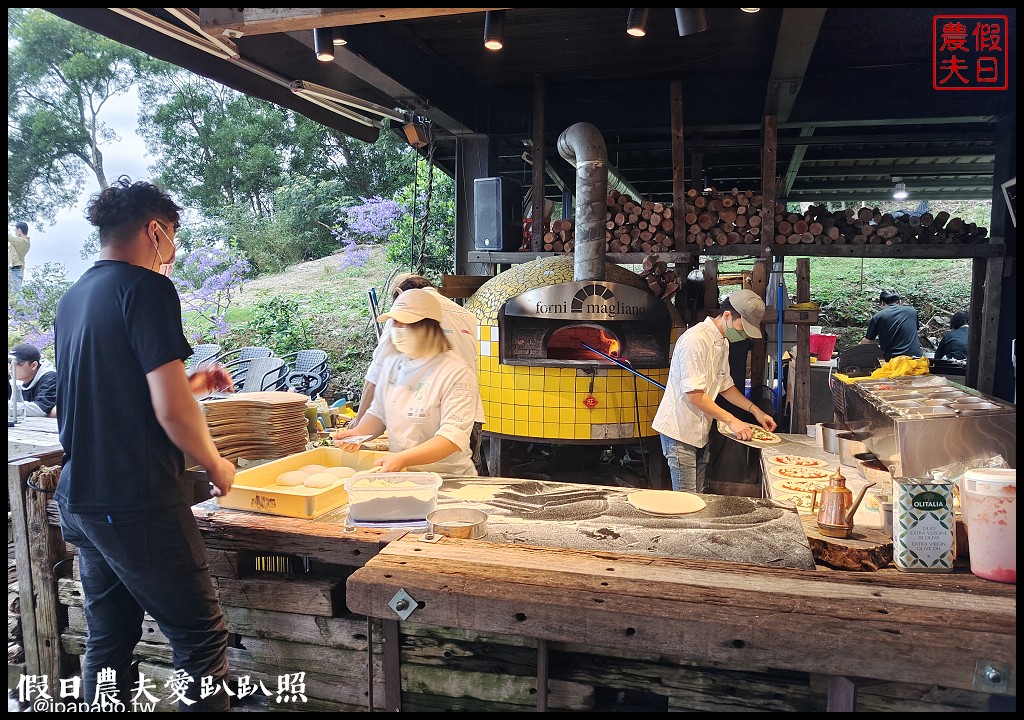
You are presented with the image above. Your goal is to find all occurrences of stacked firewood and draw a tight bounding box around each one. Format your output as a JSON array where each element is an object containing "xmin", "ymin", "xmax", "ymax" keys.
[
  {"xmin": 776, "ymin": 205, "xmax": 989, "ymax": 245},
  {"xmin": 606, "ymin": 190, "xmax": 676, "ymax": 253},
  {"xmin": 521, "ymin": 218, "xmax": 575, "ymax": 252},
  {"xmin": 683, "ymin": 187, "xmax": 765, "ymax": 247},
  {"xmin": 639, "ymin": 254, "xmax": 681, "ymax": 300}
]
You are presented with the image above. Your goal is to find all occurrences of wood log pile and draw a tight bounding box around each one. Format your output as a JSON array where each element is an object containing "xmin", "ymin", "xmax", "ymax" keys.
[
  {"xmin": 606, "ymin": 190, "xmax": 676, "ymax": 253},
  {"xmin": 521, "ymin": 218, "xmax": 576, "ymax": 253},
  {"xmin": 683, "ymin": 187, "xmax": 765, "ymax": 247},
  {"xmin": 773, "ymin": 205, "xmax": 989, "ymax": 245},
  {"xmin": 638, "ymin": 254, "xmax": 681, "ymax": 301}
]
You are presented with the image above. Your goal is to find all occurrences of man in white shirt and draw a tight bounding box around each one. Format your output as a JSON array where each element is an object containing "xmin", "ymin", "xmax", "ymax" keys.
[
  {"xmin": 354, "ymin": 273, "xmax": 488, "ymax": 473},
  {"xmin": 652, "ymin": 289, "xmax": 776, "ymax": 493}
]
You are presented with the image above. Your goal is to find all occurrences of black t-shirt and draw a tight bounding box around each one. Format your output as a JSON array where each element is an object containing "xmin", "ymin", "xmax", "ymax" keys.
[
  {"xmin": 54, "ymin": 260, "xmax": 193, "ymax": 513},
  {"xmin": 865, "ymin": 303, "xmax": 923, "ymax": 360},
  {"xmin": 934, "ymin": 326, "xmax": 969, "ymax": 361}
]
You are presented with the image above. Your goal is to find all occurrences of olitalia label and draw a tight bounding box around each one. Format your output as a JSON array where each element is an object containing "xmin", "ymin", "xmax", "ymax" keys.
[{"xmin": 893, "ymin": 480, "xmax": 955, "ymax": 573}]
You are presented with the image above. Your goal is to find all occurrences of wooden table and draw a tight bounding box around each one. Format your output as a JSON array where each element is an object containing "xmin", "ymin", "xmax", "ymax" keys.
[{"xmin": 8, "ymin": 416, "xmax": 62, "ymax": 461}]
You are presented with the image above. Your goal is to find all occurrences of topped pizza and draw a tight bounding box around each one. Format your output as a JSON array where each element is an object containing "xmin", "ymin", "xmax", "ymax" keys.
[
  {"xmin": 765, "ymin": 454, "xmax": 830, "ymax": 468},
  {"xmin": 770, "ymin": 477, "xmax": 830, "ymax": 495},
  {"xmin": 721, "ymin": 424, "xmax": 782, "ymax": 444},
  {"xmin": 767, "ymin": 465, "xmax": 833, "ymax": 482}
]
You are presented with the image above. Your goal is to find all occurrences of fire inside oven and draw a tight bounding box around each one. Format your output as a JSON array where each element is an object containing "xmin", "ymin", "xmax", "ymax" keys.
[{"xmin": 498, "ymin": 281, "xmax": 670, "ymax": 369}]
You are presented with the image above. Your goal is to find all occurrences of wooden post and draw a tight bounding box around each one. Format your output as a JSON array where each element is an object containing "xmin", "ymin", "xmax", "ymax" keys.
[
  {"xmin": 792, "ymin": 258, "xmax": 812, "ymax": 432},
  {"xmin": 760, "ymin": 115, "xmax": 778, "ymax": 263},
  {"xmin": 669, "ymin": 79, "xmax": 691, "ymax": 323},
  {"xmin": 8, "ymin": 452, "xmax": 71, "ymax": 685},
  {"xmin": 749, "ymin": 260, "xmax": 769, "ymax": 390},
  {"xmin": 530, "ymin": 73, "xmax": 545, "ymax": 253}
]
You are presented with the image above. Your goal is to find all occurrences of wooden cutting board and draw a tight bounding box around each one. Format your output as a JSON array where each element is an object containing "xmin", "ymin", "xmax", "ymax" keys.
[{"xmin": 799, "ymin": 514, "xmax": 893, "ymax": 571}]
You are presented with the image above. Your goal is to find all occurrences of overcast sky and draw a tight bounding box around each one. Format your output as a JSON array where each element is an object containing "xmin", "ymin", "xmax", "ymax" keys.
[{"xmin": 17, "ymin": 87, "xmax": 150, "ymax": 282}]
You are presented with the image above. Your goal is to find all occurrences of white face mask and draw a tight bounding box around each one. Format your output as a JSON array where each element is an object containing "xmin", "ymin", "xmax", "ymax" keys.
[
  {"xmin": 153, "ymin": 223, "xmax": 175, "ymax": 277},
  {"xmin": 390, "ymin": 325, "xmax": 420, "ymax": 356}
]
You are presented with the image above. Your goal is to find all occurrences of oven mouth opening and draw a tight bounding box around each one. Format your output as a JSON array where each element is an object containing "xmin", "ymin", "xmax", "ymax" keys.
[{"xmin": 547, "ymin": 324, "xmax": 621, "ymax": 363}]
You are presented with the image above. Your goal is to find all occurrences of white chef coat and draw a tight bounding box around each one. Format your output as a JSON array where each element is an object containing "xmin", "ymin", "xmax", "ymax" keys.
[
  {"xmin": 366, "ymin": 287, "xmax": 485, "ymax": 424},
  {"xmin": 652, "ymin": 316, "xmax": 735, "ymax": 448},
  {"xmin": 367, "ymin": 349, "xmax": 479, "ymax": 477}
]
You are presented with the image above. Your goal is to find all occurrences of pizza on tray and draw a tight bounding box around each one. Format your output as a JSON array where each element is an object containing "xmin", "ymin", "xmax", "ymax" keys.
[
  {"xmin": 767, "ymin": 465, "xmax": 833, "ymax": 482},
  {"xmin": 721, "ymin": 424, "xmax": 782, "ymax": 444},
  {"xmin": 770, "ymin": 477, "xmax": 829, "ymax": 495},
  {"xmin": 765, "ymin": 454, "xmax": 830, "ymax": 468}
]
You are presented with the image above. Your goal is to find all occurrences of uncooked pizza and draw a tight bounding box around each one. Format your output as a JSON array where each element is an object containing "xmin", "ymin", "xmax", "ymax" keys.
[
  {"xmin": 765, "ymin": 454, "xmax": 830, "ymax": 468},
  {"xmin": 626, "ymin": 490, "xmax": 707, "ymax": 516},
  {"xmin": 767, "ymin": 465, "xmax": 833, "ymax": 482},
  {"xmin": 774, "ymin": 493, "xmax": 815, "ymax": 513},
  {"xmin": 770, "ymin": 477, "xmax": 829, "ymax": 495},
  {"xmin": 723, "ymin": 425, "xmax": 782, "ymax": 444}
]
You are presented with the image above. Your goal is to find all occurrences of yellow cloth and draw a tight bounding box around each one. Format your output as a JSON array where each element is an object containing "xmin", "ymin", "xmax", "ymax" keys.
[{"xmin": 8, "ymin": 232, "xmax": 30, "ymax": 268}]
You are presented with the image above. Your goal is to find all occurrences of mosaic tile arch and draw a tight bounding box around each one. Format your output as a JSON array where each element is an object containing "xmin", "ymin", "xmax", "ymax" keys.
[{"xmin": 464, "ymin": 256, "xmax": 684, "ymax": 443}]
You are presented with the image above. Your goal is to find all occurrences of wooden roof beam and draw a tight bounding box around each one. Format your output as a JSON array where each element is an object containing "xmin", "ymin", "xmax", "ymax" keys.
[{"xmin": 199, "ymin": 8, "xmax": 509, "ymax": 38}]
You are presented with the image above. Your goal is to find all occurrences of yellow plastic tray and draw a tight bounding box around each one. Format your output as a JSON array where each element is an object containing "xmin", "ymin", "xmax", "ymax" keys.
[{"xmin": 217, "ymin": 447, "xmax": 390, "ymax": 519}]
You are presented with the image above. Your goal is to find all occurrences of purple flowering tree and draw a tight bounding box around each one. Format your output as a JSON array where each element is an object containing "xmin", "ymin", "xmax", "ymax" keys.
[
  {"xmin": 334, "ymin": 196, "xmax": 403, "ymax": 271},
  {"xmin": 172, "ymin": 245, "xmax": 252, "ymax": 342}
]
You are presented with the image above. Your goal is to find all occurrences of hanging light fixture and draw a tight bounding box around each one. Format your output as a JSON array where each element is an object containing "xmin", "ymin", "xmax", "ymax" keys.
[
  {"xmin": 626, "ymin": 8, "xmax": 650, "ymax": 37},
  {"xmin": 313, "ymin": 28, "xmax": 334, "ymax": 61},
  {"xmin": 892, "ymin": 177, "xmax": 909, "ymax": 200},
  {"xmin": 483, "ymin": 10, "xmax": 505, "ymax": 51},
  {"xmin": 332, "ymin": 27, "xmax": 348, "ymax": 46},
  {"xmin": 674, "ymin": 8, "xmax": 710, "ymax": 37},
  {"xmin": 740, "ymin": 8, "xmax": 761, "ymax": 13}
]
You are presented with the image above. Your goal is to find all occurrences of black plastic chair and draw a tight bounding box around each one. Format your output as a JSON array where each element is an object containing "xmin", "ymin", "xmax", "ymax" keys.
[
  {"xmin": 281, "ymin": 349, "xmax": 330, "ymax": 399},
  {"xmin": 235, "ymin": 357, "xmax": 289, "ymax": 393},
  {"xmin": 185, "ymin": 343, "xmax": 221, "ymax": 372},
  {"xmin": 214, "ymin": 346, "xmax": 273, "ymax": 389}
]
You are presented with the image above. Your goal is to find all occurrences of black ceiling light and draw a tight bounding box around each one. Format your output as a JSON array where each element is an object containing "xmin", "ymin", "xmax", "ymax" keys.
[
  {"xmin": 674, "ymin": 8, "xmax": 710, "ymax": 37},
  {"xmin": 332, "ymin": 27, "xmax": 348, "ymax": 46},
  {"xmin": 626, "ymin": 8, "xmax": 650, "ymax": 37},
  {"xmin": 313, "ymin": 28, "xmax": 334, "ymax": 61},
  {"xmin": 484, "ymin": 10, "xmax": 505, "ymax": 51}
]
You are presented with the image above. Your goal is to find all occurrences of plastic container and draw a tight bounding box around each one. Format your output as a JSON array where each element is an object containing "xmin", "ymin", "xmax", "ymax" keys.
[
  {"xmin": 809, "ymin": 334, "xmax": 838, "ymax": 361},
  {"xmin": 218, "ymin": 447, "xmax": 391, "ymax": 519},
  {"xmin": 345, "ymin": 471, "xmax": 443, "ymax": 523},
  {"xmin": 960, "ymin": 468, "xmax": 1016, "ymax": 583}
]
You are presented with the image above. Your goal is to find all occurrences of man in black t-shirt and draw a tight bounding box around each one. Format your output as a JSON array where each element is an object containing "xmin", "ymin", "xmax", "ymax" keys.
[
  {"xmin": 861, "ymin": 288, "xmax": 923, "ymax": 360},
  {"xmin": 934, "ymin": 310, "xmax": 969, "ymax": 361},
  {"xmin": 54, "ymin": 177, "xmax": 235, "ymax": 712}
]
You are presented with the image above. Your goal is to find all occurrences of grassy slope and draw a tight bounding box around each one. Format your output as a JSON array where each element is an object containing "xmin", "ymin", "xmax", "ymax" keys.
[{"xmin": 224, "ymin": 247, "xmax": 971, "ymax": 401}]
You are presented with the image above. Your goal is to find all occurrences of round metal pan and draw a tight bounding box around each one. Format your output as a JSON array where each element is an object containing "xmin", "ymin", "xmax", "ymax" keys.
[{"xmin": 426, "ymin": 508, "xmax": 489, "ymax": 539}]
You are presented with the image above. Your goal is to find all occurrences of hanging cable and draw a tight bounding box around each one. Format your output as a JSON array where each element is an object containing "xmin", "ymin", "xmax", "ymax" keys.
[{"xmin": 416, "ymin": 121, "xmax": 436, "ymax": 276}]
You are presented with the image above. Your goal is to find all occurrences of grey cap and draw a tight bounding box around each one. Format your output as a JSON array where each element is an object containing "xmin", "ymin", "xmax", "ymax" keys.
[{"xmin": 727, "ymin": 289, "xmax": 766, "ymax": 339}]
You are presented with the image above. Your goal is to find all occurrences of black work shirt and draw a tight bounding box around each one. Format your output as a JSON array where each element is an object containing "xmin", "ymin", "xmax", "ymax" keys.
[
  {"xmin": 54, "ymin": 260, "xmax": 193, "ymax": 513},
  {"xmin": 934, "ymin": 326, "xmax": 969, "ymax": 361},
  {"xmin": 865, "ymin": 303, "xmax": 923, "ymax": 360}
]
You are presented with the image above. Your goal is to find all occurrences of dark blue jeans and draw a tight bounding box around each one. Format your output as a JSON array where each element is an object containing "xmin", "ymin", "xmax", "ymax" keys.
[{"xmin": 59, "ymin": 502, "xmax": 230, "ymax": 712}]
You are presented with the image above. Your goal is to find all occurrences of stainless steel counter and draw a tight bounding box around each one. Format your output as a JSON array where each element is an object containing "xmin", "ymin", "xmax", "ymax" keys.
[{"xmin": 839, "ymin": 376, "xmax": 1016, "ymax": 478}]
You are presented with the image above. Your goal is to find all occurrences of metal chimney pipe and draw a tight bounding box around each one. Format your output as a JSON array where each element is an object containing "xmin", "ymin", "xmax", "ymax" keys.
[{"xmin": 557, "ymin": 122, "xmax": 608, "ymax": 282}]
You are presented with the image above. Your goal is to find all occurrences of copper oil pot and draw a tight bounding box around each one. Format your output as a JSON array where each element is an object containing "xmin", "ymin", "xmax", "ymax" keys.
[{"xmin": 810, "ymin": 467, "xmax": 875, "ymax": 538}]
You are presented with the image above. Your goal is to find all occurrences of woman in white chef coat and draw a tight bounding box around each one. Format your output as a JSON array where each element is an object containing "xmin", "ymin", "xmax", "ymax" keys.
[{"xmin": 333, "ymin": 288, "xmax": 479, "ymax": 476}]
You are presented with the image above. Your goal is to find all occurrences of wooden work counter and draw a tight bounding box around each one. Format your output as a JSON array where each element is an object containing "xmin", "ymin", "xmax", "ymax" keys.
[{"xmin": 14, "ymin": 448, "xmax": 1012, "ymax": 712}]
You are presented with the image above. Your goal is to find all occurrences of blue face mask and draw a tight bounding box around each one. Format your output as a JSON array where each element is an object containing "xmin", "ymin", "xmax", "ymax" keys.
[{"xmin": 726, "ymin": 326, "xmax": 748, "ymax": 343}]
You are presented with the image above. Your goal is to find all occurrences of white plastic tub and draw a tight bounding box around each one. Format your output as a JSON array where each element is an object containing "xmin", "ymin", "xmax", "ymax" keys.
[{"xmin": 345, "ymin": 472, "xmax": 443, "ymax": 523}]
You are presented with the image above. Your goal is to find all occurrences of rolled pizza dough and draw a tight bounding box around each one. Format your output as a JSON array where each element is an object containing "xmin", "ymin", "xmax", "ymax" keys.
[
  {"xmin": 626, "ymin": 490, "xmax": 707, "ymax": 515},
  {"xmin": 275, "ymin": 470, "xmax": 309, "ymax": 487},
  {"xmin": 304, "ymin": 472, "xmax": 340, "ymax": 489}
]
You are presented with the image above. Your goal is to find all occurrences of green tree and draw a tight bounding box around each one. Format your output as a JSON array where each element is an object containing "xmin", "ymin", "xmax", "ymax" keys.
[{"xmin": 7, "ymin": 8, "xmax": 159, "ymax": 224}]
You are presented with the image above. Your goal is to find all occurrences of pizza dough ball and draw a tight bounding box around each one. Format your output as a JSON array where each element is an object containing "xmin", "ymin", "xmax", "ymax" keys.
[
  {"xmin": 275, "ymin": 470, "xmax": 309, "ymax": 487},
  {"xmin": 299, "ymin": 464, "xmax": 327, "ymax": 474},
  {"xmin": 323, "ymin": 466, "xmax": 357, "ymax": 479},
  {"xmin": 303, "ymin": 472, "xmax": 339, "ymax": 489}
]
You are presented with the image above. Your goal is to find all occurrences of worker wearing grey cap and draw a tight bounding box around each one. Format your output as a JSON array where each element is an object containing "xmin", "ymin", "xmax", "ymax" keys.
[{"xmin": 653, "ymin": 289, "xmax": 777, "ymax": 493}]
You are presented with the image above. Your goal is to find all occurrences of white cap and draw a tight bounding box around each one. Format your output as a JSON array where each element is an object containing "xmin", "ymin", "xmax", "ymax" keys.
[{"xmin": 377, "ymin": 288, "xmax": 442, "ymax": 324}]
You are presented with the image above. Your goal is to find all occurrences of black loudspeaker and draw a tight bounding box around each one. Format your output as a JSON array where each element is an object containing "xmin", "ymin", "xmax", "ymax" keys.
[{"xmin": 474, "ymin": 177, "xmax": 523, "ymax": 251}]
